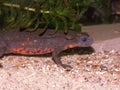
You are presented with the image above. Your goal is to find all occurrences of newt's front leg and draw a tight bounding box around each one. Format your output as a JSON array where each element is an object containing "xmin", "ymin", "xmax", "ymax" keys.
[{"xmin": 52, "ymin": 48, "xmax": 72, "ymax": 70}]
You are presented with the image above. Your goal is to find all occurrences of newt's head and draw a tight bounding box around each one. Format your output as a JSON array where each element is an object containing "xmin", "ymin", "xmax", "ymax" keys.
[
  {"xmin": 65, "ymin": 31, "xmax": 93, "ymax": 47},
  {"xmin": 78, "ymin": 32, "xmax": 93, "ymax": 47}
]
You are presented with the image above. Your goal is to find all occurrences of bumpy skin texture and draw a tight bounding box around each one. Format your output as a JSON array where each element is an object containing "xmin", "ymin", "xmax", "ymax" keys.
[
  {"xmin": 111, "ymin": 0, "xmax": 120, "ymax": 15},
  {"xmin": 0, "ymin": 30, "xmax": 93, "ymax": 69}
]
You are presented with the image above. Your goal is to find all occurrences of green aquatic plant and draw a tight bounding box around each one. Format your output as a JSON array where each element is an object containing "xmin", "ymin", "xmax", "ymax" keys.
[
  {"xmin": 0, "ymin": 0, "xmax": 82, "ymax": 34},
  {"xmin": 0, "ymin": 0, "xmax": 112, "ymax": 34}
]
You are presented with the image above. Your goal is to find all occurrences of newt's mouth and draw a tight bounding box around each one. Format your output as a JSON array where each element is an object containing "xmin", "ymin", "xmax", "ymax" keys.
[{"xmin": 79, "ymin": 35, "xmax": 93, "ymax": 47}]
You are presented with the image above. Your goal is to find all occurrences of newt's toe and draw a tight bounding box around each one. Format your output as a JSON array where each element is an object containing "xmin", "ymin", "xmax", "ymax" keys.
[{"xmin": 59, "ymin": 64, "xmax": 72, "ymax": 71}]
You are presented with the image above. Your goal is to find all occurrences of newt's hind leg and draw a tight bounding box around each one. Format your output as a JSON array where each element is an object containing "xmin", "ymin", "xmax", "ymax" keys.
[
  {"xmin": 0, "ymin": 38, "xmax": 7, "ymax": 58},
  {"xmin": 52, "ymin": 49, "xmax": 72, "ymax": 70},
  {"xmin": 0, "ymin": 46, "xmax": 6, "ymax": 58}
]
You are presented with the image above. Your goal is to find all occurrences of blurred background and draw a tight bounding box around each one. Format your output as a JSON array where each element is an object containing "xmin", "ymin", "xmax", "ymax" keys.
[{"xmin": 0, "ymin": 0, "xmax": 120, "ymax": 32}]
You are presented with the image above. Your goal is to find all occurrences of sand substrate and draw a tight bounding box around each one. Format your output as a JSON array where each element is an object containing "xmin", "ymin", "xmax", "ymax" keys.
[{"xmin": 0, "ymin": 49, "xmax": 120, "ymax": 90}]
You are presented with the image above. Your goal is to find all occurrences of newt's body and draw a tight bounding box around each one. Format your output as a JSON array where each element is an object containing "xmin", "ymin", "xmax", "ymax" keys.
[
  {"xmin": 111, "ymin": 0, "xmax": 120, "ymax": 15},
  {"xmin": 0, "ymin": 30, "xmax": 93, "ymax": 69},
  {"xmin": 111, "ymin": 0, "xmax": 120, "ymax": 22}
]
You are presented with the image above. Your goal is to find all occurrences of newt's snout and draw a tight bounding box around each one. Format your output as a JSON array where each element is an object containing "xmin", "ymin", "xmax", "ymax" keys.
[{"xmin": 79, "ymin": 34, "xmax": 93, "ymax": 47}]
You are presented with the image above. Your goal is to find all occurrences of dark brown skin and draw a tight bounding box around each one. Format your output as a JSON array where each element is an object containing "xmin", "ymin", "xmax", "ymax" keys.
[
  {"xmin": 111, "ymin": 0, "xmax": 120, "ymax": 15},
  {"xmin": 0, "ymin": 29, "xmax": 93, "ymax": 69}
]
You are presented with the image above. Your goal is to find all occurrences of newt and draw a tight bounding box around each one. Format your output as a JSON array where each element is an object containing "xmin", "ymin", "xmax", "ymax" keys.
[{"xmin": 0, "ymin": 29, "xmax": 93, "ymax": 69}]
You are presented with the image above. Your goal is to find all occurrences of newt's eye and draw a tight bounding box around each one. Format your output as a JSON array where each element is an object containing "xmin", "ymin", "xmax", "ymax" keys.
[
  {"xmin": 79, "ymin": 35, "xmax": 93, "ymax": 47},
  {"xmin": 81, "ymin": 37, "xmax": 87, "ymax": 42}
]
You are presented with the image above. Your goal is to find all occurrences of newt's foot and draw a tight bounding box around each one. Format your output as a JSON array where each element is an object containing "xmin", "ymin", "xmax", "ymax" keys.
[
  {"xmin": 0, "ymin": 63, "xmax": 3, "ymax": 68},
  {"xmin": 60, "ymin": 64, "xmax": 72, "ymax": 71}
]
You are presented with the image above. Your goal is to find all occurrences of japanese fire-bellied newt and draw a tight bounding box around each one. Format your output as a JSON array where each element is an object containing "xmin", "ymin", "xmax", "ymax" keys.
[
  {"xmin": 111, "ymin": 0, "xmax": 120, "ymax": 15},
  {"xmin": 0, "ymin": 29, "xmax": 93, "ymax": 69}
]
